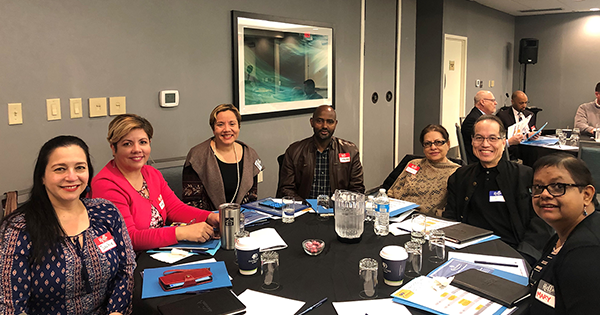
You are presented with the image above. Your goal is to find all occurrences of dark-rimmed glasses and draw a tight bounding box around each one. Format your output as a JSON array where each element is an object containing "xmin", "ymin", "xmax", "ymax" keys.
[
  {"xmin": 529, "ymin": 183, "xmax": 586, "ymax": 197},
  {"xmin": 422, "ymin": 140, "xmax": 447, "ymax": 148}
]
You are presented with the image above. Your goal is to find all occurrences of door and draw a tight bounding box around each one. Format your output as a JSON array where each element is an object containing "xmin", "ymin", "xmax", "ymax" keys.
[
  {"xmin": 362, "ymin": 0, "xmax": 398, "ymax": 189},
  {"xmin": 442, "ymin": 34, "xmax": 467, "ymax": 156}
]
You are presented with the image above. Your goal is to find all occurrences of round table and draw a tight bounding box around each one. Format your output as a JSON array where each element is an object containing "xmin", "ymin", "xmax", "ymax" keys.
[{"xmin": 133, "ymin": 213, "xmax": 528, "ymax": 315}]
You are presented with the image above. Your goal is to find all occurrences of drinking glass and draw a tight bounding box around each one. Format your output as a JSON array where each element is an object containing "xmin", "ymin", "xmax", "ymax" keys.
[
  {"xmin": 428, "ymin": 229, "xmax": 446, "ymax": 263},
  {"xmin": 571, "ymin": 128, "xmax": 580, "ymax": 146},
  {"xmin": 595, "ymin": 125, "xmax": 600, "ymax": 142},
  {"xmin": 359, "ymin": 258, "xmax": 378, "ymax": 299},
  {"xmin": 261, "ymin": 251, "xmax": 280, "ymax": 290},
  {"xmin": 404, "ymin": 240, "xmax": 422, "ymax": 277},
  {"xmin": 556, "ymin": 129, "xmax": 566, "ymax": 145},
  {"xmin": 410, "ymin": 214, "xmax": 426, "ymax": 244},
  {"xmin": 316, "ymin": 194, "xmax": 330, "ymax": 221},
  {"xmin": 282, "ymin": 196, "xmax": 295, "ymax": 223}
]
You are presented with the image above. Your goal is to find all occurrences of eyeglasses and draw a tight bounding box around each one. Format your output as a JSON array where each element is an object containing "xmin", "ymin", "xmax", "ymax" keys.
[
  {"xmin": 472, "ymin": 135, "xmax": 503, "ymax": 144},
  {"xmin": 422, "ymin": 140, "xmax": 447, "ymax": 148},
  {"xmin": 529, "ymin": 183, "xmax": 586, "ymax": 197},
  {"xmin": 483, "ymin": 98, "xmax": 496, "ymax": 102}
]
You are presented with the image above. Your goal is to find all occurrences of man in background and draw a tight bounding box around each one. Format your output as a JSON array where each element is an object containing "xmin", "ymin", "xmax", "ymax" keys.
[
  {"xmin": 574, "ymin": 82, "xmax": 600, "ymax": 137},
  {"xmin": 462, "ymin": 90, "xmax": 497, "ymax": 164},
  {"xmin": 496, "ymin": 90, "xmax": 538, "ymax": 160}
]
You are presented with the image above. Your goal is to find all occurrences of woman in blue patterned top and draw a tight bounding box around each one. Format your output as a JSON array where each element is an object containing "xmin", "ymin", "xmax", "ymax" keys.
[{"xmin": 0, "ymin": 136, "xmax": 136, "ymax": 315}]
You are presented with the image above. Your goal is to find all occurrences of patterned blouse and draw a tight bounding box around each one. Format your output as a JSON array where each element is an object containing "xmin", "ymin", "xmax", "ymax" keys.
[
  {"xmin": 387, "ymin": 158, "xmax": 460, "ymax": 217},
  {"xmin": 0, "ymin": 198, "xmax": 136, "ymax": 315}
]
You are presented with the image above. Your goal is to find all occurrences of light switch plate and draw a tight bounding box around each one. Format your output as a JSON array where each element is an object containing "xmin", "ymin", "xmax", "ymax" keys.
[
  {"xmin": 8, "ymin": 103, "xmax": 23, "ymax": 125},
  {"xmin": 109, "ymin": 96, "xmax": 126, "ymax": 115},
  {"xmin": 46, "ymin": 98, "xmax": 61, "ymax": 121},
  {"xmin": 89, "ymin": 97, "xmax": 107, "ymax": 117},
  {"xmin": 70, "ymin": 98, "xmax": 83, "ymax": 118}
]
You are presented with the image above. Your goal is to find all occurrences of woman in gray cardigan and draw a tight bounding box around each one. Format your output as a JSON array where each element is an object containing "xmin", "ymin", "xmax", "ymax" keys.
[{"xmin": 182, "ymin": 104, "xmax": 263, "ymax": 211}]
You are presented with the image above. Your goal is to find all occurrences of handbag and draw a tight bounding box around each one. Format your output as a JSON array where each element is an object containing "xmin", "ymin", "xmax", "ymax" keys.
[{"xmin": 158, "ymin": 268, "xmax": 213, "ymax": 291}]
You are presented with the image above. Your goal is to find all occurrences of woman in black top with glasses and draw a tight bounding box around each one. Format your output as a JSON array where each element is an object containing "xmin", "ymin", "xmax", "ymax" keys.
[{"xmin": 529, "ymin": 153, "xmax": 599, "ymax": 314}]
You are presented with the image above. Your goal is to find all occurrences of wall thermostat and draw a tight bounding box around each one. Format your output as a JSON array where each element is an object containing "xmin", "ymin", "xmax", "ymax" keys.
[{"xmin": 159, "ymin": 90, "xmax": 179, "ymax": 107}]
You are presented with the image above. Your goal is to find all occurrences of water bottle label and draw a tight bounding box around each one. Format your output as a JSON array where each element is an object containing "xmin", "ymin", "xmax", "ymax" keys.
[{"xmin": 376, "ymin": 204, "xmax": 389, "ymax": 213}]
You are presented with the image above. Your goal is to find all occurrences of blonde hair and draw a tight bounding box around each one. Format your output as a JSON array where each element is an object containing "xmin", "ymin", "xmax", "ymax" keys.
[
  {"xmin": 107, "ymin": 114, "xmax": 154, "ymax": 149},
  {"xmin": 209, "ymin": 104, "xmax": 241, "ymax": 130}
]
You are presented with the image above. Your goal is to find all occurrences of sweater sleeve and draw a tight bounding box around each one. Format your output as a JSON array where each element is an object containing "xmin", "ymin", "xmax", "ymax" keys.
[{"xmin": 92, "ymin": 177, "xmax": 179, "ymax": 251}]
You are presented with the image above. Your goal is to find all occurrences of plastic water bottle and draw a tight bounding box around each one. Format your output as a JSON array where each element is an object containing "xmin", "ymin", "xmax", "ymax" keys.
[
  {"xmin": 374, "ymin": 188, "xmax": 390, "ymax": 236},
  {"xmin": 365, "ymin": 196, "xmax": 376, "ymax": 222}
]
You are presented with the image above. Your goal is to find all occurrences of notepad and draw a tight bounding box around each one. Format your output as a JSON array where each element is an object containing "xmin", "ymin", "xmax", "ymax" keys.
[{"xmin": 249, "ymin": 227, "xmax": 288, "ymax": 251}]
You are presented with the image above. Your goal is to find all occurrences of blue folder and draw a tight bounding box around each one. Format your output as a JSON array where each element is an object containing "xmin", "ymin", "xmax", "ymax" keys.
[
  {"xmin": 141, "ymin": 261, "xmax": 231, "ymax": 299},
  {"xmin": 243, "ymin": 198, "xmax": 310, "ymax": 217}
]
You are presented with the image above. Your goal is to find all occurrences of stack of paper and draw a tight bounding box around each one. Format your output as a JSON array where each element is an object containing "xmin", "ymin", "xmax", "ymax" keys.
[
  {"xmin": 237, "ymin": 289, "xmax": 305, "ymax": 315},
  {"xmin": 249, "ymin": 227, "xmax": 288, "ymax": 251}
]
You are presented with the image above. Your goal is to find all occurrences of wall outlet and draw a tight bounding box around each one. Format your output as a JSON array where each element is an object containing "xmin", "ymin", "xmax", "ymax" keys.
[
  {"xmin": 46, "ymin": 98, "xmax": 61, "ymax": 121},
  {"xmin": 70, "ymin": 98, "xmax": 83, "ymax": 118},
  {"xmin": 258, "ymin": 171, "xmax": 263, "ymax": 183},
  {"xmin": 109, "ymin": 96, "xmax": 126, "ymax": 115},
  {"xmin": 8, "ymin": 103, "xmax": 23, "ymax": 125},
  {"xmin": 89, "ymin": 97, "xmax": 107, "ymax": 117}
]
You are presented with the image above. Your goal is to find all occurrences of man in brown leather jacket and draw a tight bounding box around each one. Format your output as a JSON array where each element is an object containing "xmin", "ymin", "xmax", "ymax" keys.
[{"xmin": 277, "ymin": 105, "xmax": 365, "ymax": 200}]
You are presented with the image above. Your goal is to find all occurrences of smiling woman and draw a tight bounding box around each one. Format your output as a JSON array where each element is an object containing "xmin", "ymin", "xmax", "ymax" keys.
[
  {"xmin": 91, "ymin": 114, "xmax": 220, "ymax": 251},
  {"xmin": 0, "ymin": 136, "xmax": 135, "ymax": 315},
  {"xmin": 182, "ymin": 104, "xmax": 263, "ymax": 211},
  {"xmin": 529, "ymin": 153, "xmax": 600, "ymax": 314},
  {"xmin": 386, "ymin": 124, "xmax": 460, "ymax": 217}
]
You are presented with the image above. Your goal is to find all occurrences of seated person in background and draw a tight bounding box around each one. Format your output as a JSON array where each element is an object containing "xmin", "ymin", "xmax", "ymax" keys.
[
  {"xmin": 529, "ymin": 153, "xmax": 599, "ymax": 314},
  {"xmin": 462, "ymin": 90, "xmax": 498, "ymax": 164},
  {"xmin": 444, "ymin": 115, "xmax": 552, "ymax": 265},
  {"xmin": 92, "ymin": 114, "xmax": 219, "ymax": 251},
  {"xmin": 0, "ymin": 136, "xmax": 135, "ymax": 315},
  {"xmin": 496, "ymin": 90, "xmax": 538, "ymax": 160},
  {"xmin": 304, "ymin": 79, "xmax": 323, "ymax": 99},
  {"xmin": 277, "ymin": 105, "xmax": 364, "ymax": 200},
  {"xmin": 574, "ymin": 81, "xmax": 600, "ymax": 137},
  {"xmin": 387, "ymin": 124, "xmax": 460, "ymax": 217},
  {"xmin": 182, "ymin": 104, "xmax": 263, "ymax": 211}
]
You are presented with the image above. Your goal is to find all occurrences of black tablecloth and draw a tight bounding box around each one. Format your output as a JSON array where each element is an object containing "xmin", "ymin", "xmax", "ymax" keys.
[
  {"xmin": 519, "ymin": 142, "xmax": 578, "ymax": 167},
  {"xmin": 133, "ymin": 214, "xmax": 527, "ymax": 315}
]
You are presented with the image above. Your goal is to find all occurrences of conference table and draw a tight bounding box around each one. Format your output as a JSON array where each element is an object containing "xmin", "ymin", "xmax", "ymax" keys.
[
  {"xmin": 519, "ymin": 136, "xmax": 578, "ymax": 167},
  {"xmin": 132, "ymin": 213, "xmax": 529, "ymax": 315}
]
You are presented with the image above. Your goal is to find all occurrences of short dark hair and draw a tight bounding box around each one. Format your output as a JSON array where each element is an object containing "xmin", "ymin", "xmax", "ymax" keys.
[
  {"xmin": 473, "ymin": 114, "xmax": 506, "ymax": 138},
  {"xmin": 595, "ymin": 82, "xmax": 600, "ymax": 93},
  {"xmin": 419, "ymin": 124, "xmax": 450, "ymax": 145},
  {"xmin": 533, "ymin": 153, "xmax": 597, "ymax": 206},
  {"xmin": 304, "ymin": 79, "xmax": 316, "ymax": 89}
]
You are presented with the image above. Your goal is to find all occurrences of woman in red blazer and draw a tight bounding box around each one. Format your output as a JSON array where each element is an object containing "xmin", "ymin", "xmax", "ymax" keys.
[{"xmin": 92, "ymin": 114, "xmax": 219, "ymax": 251}]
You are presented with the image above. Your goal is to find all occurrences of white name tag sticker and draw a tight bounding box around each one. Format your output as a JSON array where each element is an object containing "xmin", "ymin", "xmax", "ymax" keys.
[
  {"xmin": 94, "ymin": 232, "xmax": 117, "ymax": 253},
  {"xmin": 254, "ymin": 158, "xmax": 263, "ymax": 171},
  {"xmin": 489, "ymin": 190, "xmax": 505, "ymax": 202},
  {"xmin": 535, "ymin": 280, "xmax": 556, "ymax": 308},
  {"xmin": 405, "ymin": 163, "xmax": 420, "ymax": 175},
  {"xmin": 339, "ymin": 153, "xmax": 350, "ymax": 163},
  {"xmin": 158, "ymin": 194, "xmax": 166, "ymax": 209}
]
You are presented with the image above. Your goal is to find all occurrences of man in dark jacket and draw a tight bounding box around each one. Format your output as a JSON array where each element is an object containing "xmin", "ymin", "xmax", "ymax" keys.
[
  {"xmin": 462, "ymin": 91, "xmax": 498, "ymax": 164},
  {"xmin": 277, "ymin": 105, "xmax": 364, "ymax": 200},
  {"xmin": 445, "ymin": 115, "xmax": 553, "ymax": 265},
  {"xmin": 496, "ymin": 90, "xmax": 538, "ymax": 160}
]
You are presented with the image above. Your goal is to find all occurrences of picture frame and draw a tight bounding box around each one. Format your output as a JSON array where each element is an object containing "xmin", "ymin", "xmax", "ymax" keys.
[{"xmin": 232, "ymin": 11, "xmax": 334, "ymax": 119}]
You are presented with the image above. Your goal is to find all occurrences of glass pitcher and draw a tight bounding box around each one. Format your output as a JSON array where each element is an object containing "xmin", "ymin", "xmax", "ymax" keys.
[{"xmin": 334, "ymin": 190, "xmax": 365, "ymax": 243}]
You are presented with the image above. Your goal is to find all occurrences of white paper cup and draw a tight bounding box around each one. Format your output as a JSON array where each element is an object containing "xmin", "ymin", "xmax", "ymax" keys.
[{"xmin": 379, "ymin": 245, "xmax": 408, "ymax": 286}]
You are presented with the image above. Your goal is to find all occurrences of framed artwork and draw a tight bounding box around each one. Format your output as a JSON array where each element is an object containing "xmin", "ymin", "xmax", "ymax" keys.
[{"xmin": 232, "ymin": 11, "xmax": 334, "ymax": 118}]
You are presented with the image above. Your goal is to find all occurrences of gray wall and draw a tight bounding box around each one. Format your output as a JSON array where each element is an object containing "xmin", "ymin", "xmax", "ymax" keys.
[
  {"xmin": 413, "ymin": 0, "xmax": 514, "ymax": 151},
  {"xmin": 444, "ymin": 0, "xmax": 515, "ymax": 111},
  {"xmin": 513, "ymin": 12, "xmax": 600, "ymax": 129},
  {"xmin": 0, "ymin": 0, "xmax": 364, "ymax": 197}
]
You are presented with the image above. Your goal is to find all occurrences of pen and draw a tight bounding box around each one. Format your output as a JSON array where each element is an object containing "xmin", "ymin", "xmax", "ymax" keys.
[
  {"xmin": 474, "ymin": 260, "xmax": 518, "ymax": 268},
  {"xmin": 298, "ymin": 297, "xmax": 327, "ymax": 315}
]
